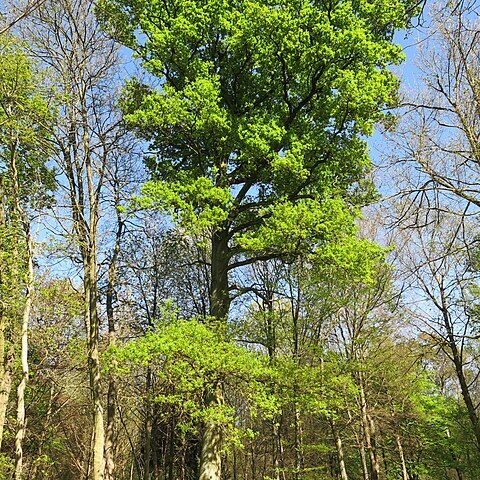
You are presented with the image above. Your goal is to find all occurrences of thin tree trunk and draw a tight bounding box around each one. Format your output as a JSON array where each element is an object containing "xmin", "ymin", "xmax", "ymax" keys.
[
  {"xmin": 0, "ymin": 177, "xmax": 11, "ymax": 452},
  {"xmin": 395, "ymin": 435, "xmax": 408, "ymax": 480},
  {"xmin": 359, "ymin": 442, "xmax": 369, "ymax": 480},
  {"xmin": 278, "ymin": 417, "xmax": 286, "ymax": 480},
  {"xmin": 144, "ymin": 369, "xmax": 153, "ymax": 480},
  {"xmin": 104, "ymin": 379, "xmax": 116, "ymax": 480},
  {"xmin": 167, "ymin": 417, "xmax": 175, "ymax": 480},
  {"xmin": 359, "ymin": 376, "xmax": 380, "ymax": 480},
  {"xmin": 14, "ymin": 229, "xmax": 33, "ymax": 480},
  {"xmin": 0, "ymin": 346, "xmax": 12, "ymax": 451},
  {"xmin": 152, "ymin": 421, "xmax": 159, "ymax": 480},
  {"xmin": 82, "ymin": 72, "xmax": 105, "ymax": 478},
  {"xmin": 367, "ymin": 414, "xmax": 381, "ymax": 480},
  {"xmin": 86, "ymin": 256, "xmax": 104, "ymax": 480},
  {"xmin": 10, "ymin": 134, "xmax": 33, "ymax": 480},
  {"xmin": 291, "ymin": 275, "xmax": 304, "ymax": 480},
  {"xmin": 272, "ymin": 422, "xmax": 280, "ymax": 480},
  {"xmin": 104, "ymin": 212, "xmax": 123, "ymax": 480},
  {"xmin": 293, "ymin": 402, "xmax": 302, "ymax": 480},
  {"xmin": 347, "ymin": 403, "xmax": 369, "ymax": 480},
  {"xmin": 331, "ymin": 419, "xmax": 349, "ymax": 480},
  {"xmin": 0, "ymin": 186, "xmax": 13, "ymax": 450},
  {"xmin": 439, "ymin": 294, "xmax": 480, "ymax": 452}
]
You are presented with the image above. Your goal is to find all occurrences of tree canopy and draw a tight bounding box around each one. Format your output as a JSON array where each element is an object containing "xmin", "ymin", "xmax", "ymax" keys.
[{"xmin": 98, "ymin": 0, "xmax": 415, "ymax": 259}]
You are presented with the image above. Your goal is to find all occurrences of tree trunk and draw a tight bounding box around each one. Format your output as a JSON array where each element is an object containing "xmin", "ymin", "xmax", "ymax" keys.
[
  {"xmin": 293, "ymin": 402, "xmax": 302, "ymax": 480},
  {"xmin": 198, "ymin": 229, "xmax": 229, "ymax": 480},
  {"xmin": 272, "ymin": 422, "xmax": 280, "ymax": 480},
  {"xmin": 359, "ymin": 376, "xmax": 380, "ymax": 480},
  {"xmin": 167, "ymin": 417, "xmax": 175, "ymax": 480},
  {"xmin": 104, "ymin": 379, "xmax": 116, "ymax": 480},
  {"xmin": 348, "ymin": 399, "xmax": 369, "ymax": 480},
  {"xmin": 0, "ymin": 344, "xmax": 12, "ymax": 452},
  {"xmin": 331, "ymin": 419, "xmax": 349, "ymax": 480},
  {"xmin": 10, "ymin": 135, "xmax": 33, "ymax": 480},
  {"xmin": 152, "ymin": 421, "xmax": 159, "ymax": 480},
  {"xmin": 0, "ymin": 177, "xmax": 11, "ymax": 452},
  {"xmin": 208, "ymin": 229, "xmax": 230, "ymax": 324},
  {"xmin": 395, "ymin": 435, "xmax": 408, "ymax": 480},
  {"xmin": 367, "ymin": 414, "xmax": 381, "ymax": 480},
  {"xmin": 199, "ymin": 388, "xmax": 224, "ymax": 480},
  {"xmin": 144, "ymin": 369, "xmax": 152, "ymax": 480},
  {"xmin": 440, "ymin": 298, "xmax": 480, "ymax": 452},
  {"xmin": 14, "ymin": 229, "xmax": 33, "ymax": 480},
  {"xmin": 83, "ymin": 71, "xmax": 104, "ymax": 479},
  {"xmin": 85, "ymin": 251, "xmax": 104, "ymax": 480},
  {"xmin": 278, "ymin": 417, "xmax": 286, "ymax": 480},
  {"xmin": 359, "ymin": 442, "xmax": 369, "ymax": 480},
  {"xmin": 0, "ymin": 238, "xmax": 13, "ymax": 453},
  {"xmin": 104, "ymin": 214, "xmax": 123, "ymax": 480}
]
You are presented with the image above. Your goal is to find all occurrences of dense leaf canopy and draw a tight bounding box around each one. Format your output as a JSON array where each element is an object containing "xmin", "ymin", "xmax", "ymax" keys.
[{"xmin": 98, "ymin": 0, "xmax": 415, "ymax": 254}]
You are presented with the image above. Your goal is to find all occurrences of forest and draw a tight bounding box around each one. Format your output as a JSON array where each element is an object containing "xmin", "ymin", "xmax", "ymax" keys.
[{"xmin": 0, "ymin": 0, "xmax": 479, "ymax": 479}]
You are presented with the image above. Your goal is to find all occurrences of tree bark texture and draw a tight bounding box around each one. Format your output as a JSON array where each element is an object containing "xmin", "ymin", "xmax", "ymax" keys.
[
  {"xmin": 199, "ymin": 229, "xmax": 230, "ymax": 480},
  {"xmin": 199, "ymin": 389, "xmax": 224, "ymax": 480},
  {"xmin": 85, "ymin": 251, "xmax": 104, "ymax": 480},
  {"xmin": 10, "ymin": 133, "xmax": 33, "ymax": 480},
  {"xmin": 359, "ymin": 376, "xmax": 380, "ymax": 480},
  {"xmin": 14, "ymin": 230, "xmax": 33, "ymax": 480},
  {"xmin": 104, "ymin": 213, "xmax": 123, "ymax": 480},
  {"xmin": 331, "ymin": 419, "xmax": 349, "ymax": 480},
  {"xmin": 395, "ymin": 435, "xmax": 408, "ymax": 480}
]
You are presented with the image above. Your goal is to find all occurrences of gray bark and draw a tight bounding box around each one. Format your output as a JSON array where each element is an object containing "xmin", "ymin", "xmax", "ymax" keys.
[
  {"xmin": 331, "ymin": 419, "xmax": 349, "ymax": 480},
  {"xmin": 395, "ymin": 435, "xmax": 408, "ymax": 480}
]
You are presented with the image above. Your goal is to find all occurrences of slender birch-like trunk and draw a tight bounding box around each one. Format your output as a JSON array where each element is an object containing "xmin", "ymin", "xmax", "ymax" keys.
[
  {"xmin": 331, "ymin": 419, "xmax": 349, "ymax": 480},
  {"xmin": 0, "ymin": 178, "xmax": 13, "ymax": 452},
  {"xmin": 395, "ymin": 435, "xmax": 408, "ymax": 480},
  {"xmin": 10, "ymin": 131, "xmax": 33, "ymax": 480},
  {"xmin": 359, "ymin": 375, "xmax": 380, "ymax": 480},
  {"xmin": 359, "ymin": 442, "xmax": 370, "ymax": 480},
  {"xmin": 0, "ymin": 349, "xmax": 12, "ymax": 452},
  {"xmin": 14, "ymin": 229, "xmax": 33, "ymax": 480}
]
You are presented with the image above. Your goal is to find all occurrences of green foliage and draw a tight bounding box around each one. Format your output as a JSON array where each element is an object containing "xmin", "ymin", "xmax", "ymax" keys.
[
  {"xmin": 314, "ymin": 235, "xmax": 388, "ymax": 286},
  {"xmin": 237, "ymin": 197, "xmax": 356, "ymax": 255},
  {"xmin": 0, "ymin": 453, "xmax": 14, "ymax": 479},
  {"xmin": 272, "ymin": 353, "xmax": 358, "ymax": 417},
  {"xmin": 139, "ymin": 176, "xmax": 233, "ymax": 233},
  {"xmin": 107, "ymin": 317, "xmax": 275, "ymax": 445},
  {"xmin": 0, "ymin": 35, "xmax": 56, "ymax": 210},
  {"xmin": 98, "ymin": 0, "xmax": 416, "ymax": 257}
]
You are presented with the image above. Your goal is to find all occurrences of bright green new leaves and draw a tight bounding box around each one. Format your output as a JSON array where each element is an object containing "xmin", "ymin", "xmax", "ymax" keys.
[
  {"xmin": 140, "ymin": 176, "xmax": 233, "ymax": 232},
  {"xmin": 0, "ymin": 36, "xmax": 56, "ymax": 209},
  {"xmin": 314, "ymin": 235, "xmax": 389, "ymax": 286},
  {"xmin": 0, "ymin": 36, "xmax": 56, "ymax": 330},
  {"xmin": 107, "ymin": 318, "xmax": 275, "ymax": 443},
  {"xmin": 98, "ymin": 0, "xmax": 416, "ymax": 257},
  {"xmin": 237, "ymin": 197, "xmax": 356, "ymax": 254}
]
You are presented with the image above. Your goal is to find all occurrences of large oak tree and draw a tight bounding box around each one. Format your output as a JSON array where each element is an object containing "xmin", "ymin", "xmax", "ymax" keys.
[{"xmin": 98, "ymin": 0, "xmax": 419, "ymax": 477}]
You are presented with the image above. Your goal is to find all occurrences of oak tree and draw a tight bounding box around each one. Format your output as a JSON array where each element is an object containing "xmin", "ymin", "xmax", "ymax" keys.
[{"xmin": 98, "ymin": 0, "xmax": 419, "ymax": 477}]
